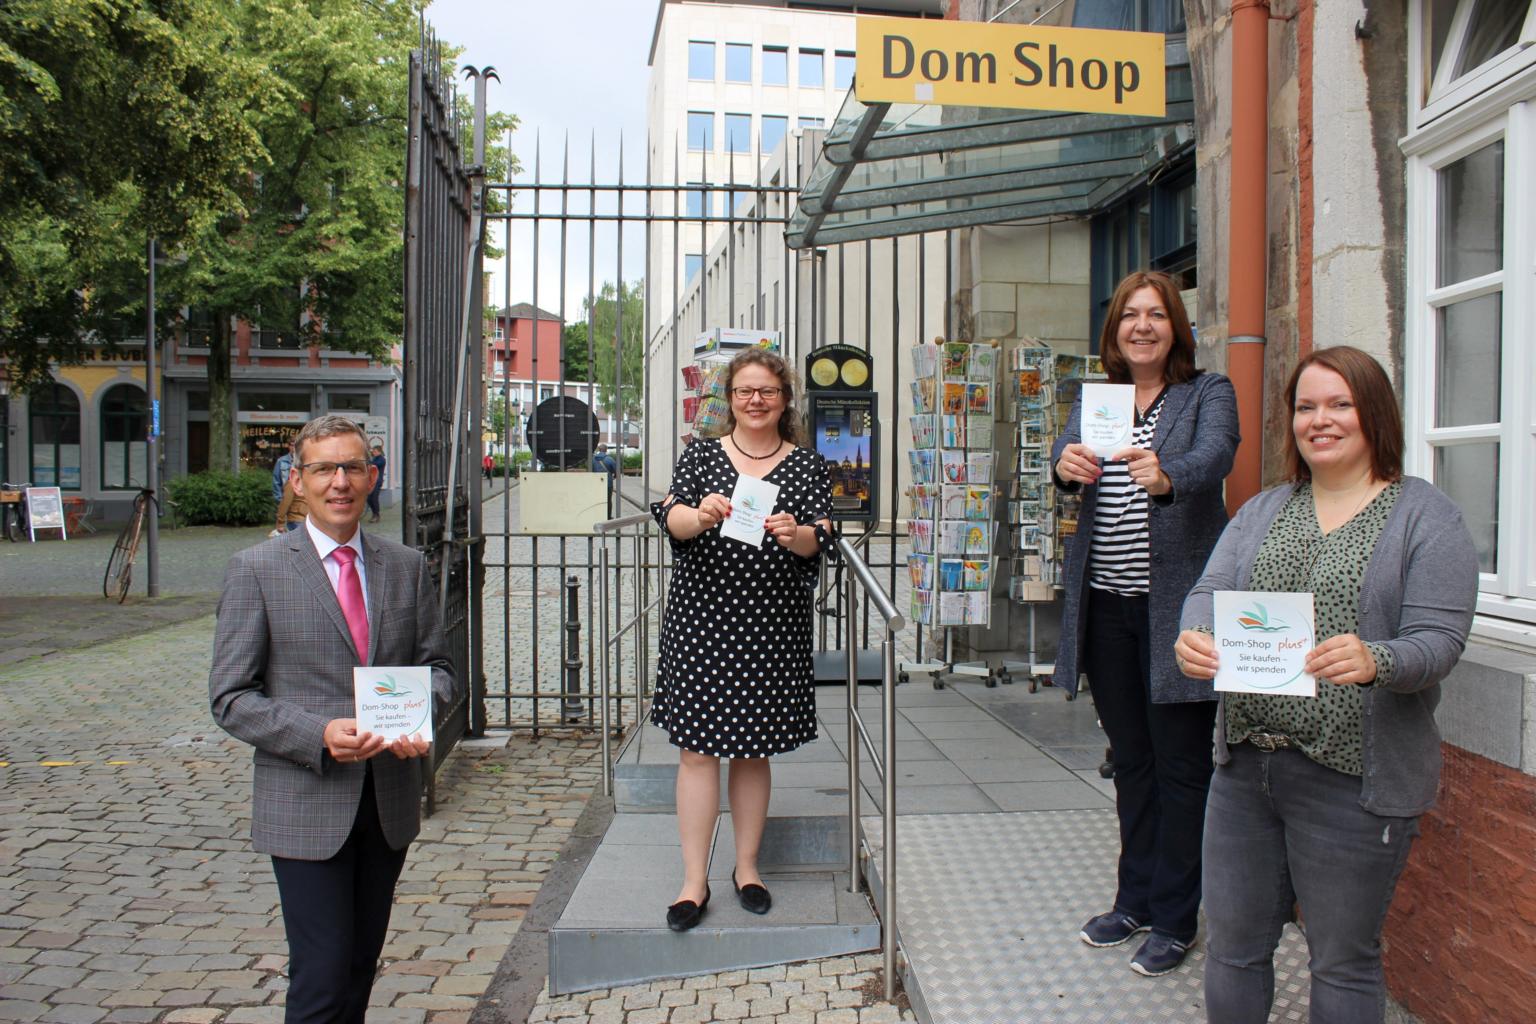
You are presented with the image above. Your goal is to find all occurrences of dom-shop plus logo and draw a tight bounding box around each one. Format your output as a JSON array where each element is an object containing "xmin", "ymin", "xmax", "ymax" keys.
[
  {"xmin": 1090, "ymin": 404, "xmax": 1127, "ymax": 433},
  {"xmin": 373, "ymin": 674, "xmax": 406, "ymax": 697},
  {"xmin": 1235, "ymin": 603, "xmax": 1289, "ymax": 633}
]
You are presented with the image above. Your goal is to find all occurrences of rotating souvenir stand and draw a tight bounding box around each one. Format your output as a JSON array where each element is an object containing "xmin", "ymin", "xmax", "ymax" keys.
[
  {"xmin": 899, "ymin": 340, "xmax": 1004, "ymax": 689},
  {"xmin": 679, "ymin": 330, "xmax": 783, "ymax": 445},
  {"xmin": 998, "ymin": 344, "xmax": 1106, "ymax": 690}
]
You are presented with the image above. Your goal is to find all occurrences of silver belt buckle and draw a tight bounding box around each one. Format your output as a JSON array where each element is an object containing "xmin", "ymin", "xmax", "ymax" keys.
[{"xmin": 1249, "ymin": 731, "xmax": 1290, "ymax": 752}]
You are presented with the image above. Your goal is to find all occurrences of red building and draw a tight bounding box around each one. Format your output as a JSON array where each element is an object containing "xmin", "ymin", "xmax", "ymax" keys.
[{"xmin": 486, "ymin": 303, "xmax": 563, "ymax": 383}]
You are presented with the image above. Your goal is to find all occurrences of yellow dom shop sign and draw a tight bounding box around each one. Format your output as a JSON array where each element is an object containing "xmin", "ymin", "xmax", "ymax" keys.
[{"xmin": 855, "ymin": 16, "xmax": 1164, "ymax": 117}]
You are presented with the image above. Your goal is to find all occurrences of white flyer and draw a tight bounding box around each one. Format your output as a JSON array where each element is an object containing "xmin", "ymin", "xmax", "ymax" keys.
[
  {"xmin": 353, "ymin": 666, "xmax": 435, "ymax": 741},
  {"xmin": 719, "ymin": 474, "xmax": 780, "ymax": 546},
  {"xmin": 1079, "ymin": 382, "xmax": 1136, "ymax": 457},
  {"xmin": 1213, "ymin": 591, "xmax": 1317, "ymax": 697}
]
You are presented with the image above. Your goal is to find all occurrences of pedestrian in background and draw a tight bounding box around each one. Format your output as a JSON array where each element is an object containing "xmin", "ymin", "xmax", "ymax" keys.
[
  {"xmin": 1052, "ymin": 270, "xmax": 1240, "ymax": 977},
  {"xmin": 482, "ymin": 452, "xmax": 495, "ymax": 483},
  {"xmin": 272, "ymin": 440, "xmax": 295, "ymax": 506},
  {"xmin": 1176, "ymin": 346, "xmax": 1477, "ymax": 1023},
  {"xmin": 367, "ymin": 443, "xmax": 386, "ymax": 523},
  {"xmin": 651, "ymin": 350, "xmax": 834, "ymax": 932},
  {"xmin": 276, "ymin": 471, "xmax": 308, "ymax": 534},
  {"xmin": 592, "ymin": 442, "xmax": 617, "ymax": 516},
  {"xmin": 210, "ymin": 414, "xmax": 458, "ymax": 1024}
]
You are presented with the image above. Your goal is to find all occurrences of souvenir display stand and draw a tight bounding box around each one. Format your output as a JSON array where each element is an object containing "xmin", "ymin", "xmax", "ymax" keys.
[
  {"xmin": 999, "ymin": 344, "xmax": 1106, "ymax": 689},
  {"xmin": 679, "ymin": 329, "xmax": 782, "ymax": 446},
  {"xmin": 899, "ymin": 340, "xmax": 1004, "ymax": 689}
]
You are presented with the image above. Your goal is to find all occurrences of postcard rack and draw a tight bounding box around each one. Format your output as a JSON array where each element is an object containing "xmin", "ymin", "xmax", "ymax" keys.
[{"xmin": 900, "ymin": 339, "xmax": 1005, "ymax": 688}]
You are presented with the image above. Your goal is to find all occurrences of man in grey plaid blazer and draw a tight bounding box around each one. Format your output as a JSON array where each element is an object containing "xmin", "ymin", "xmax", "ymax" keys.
[{"xmin": 210, "ymin": 416, "xmax": 457, "ymax": 1024}]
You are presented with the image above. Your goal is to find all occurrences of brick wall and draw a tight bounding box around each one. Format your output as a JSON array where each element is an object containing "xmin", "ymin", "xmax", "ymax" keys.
[{"xmin": 1384, "ymin": 745, "xmax": 1536, "ymax": 1022}]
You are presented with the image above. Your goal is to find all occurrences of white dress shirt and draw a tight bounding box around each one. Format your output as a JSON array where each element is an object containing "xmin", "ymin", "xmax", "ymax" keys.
[{"xmin": 304, "ymin": 517, "xmax": 370, "ymax": 617}]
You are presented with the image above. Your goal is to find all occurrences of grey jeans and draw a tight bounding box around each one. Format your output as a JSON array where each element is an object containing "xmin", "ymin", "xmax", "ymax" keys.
[{"xmin": 1203, "ymin": 744, "xmax": 1419, "ymax": 1024}]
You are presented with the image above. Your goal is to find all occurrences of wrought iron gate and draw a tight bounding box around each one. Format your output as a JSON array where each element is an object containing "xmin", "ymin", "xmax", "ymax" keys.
[{"xmin": 402, "ymin": 39, "xmax": 490, "ymax": 808}]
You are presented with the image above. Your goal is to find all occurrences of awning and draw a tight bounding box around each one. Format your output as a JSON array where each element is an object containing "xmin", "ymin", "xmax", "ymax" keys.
[{"xmin": 787, "ymin": 47, "xmax": 1194, "ymax": 249}]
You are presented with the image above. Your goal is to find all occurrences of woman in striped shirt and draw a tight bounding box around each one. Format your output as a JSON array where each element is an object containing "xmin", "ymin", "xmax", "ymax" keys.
[{"xmin": 1051, "ymin": 271, "xmax": 1240, "ymax": 978}]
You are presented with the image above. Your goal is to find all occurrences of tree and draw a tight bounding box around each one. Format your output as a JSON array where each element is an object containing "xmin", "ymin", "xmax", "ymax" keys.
[
  {"xmin": 159, "ymin": 0, "xmax": 518, "ymax": 470},
  {"xmin": 584, "ymin": 280, "xmax": 645, "ymax": 426},
  {"xmin": 561, "ymin": 321, "xmax": 592, "ymax": 384},
  {"xmin": 0, "ymin": 0, "xmax": 267, "ymax": 390}
]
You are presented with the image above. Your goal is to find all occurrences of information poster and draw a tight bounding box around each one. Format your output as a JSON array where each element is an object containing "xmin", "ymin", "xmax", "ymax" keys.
[
  {"xmin": 1213, "ymin": 591, "xmax": 1316, "ymax": 697},
  {"xmin": 353, "ymin": 667, "xmax": 434, "ymax": 742},
  {"xmin": 808, "ymin": 392, "xmax": 879, "ymax": 522}
]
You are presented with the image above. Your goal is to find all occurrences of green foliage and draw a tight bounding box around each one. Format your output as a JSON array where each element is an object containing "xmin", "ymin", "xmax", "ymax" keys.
[
  {"xmin": 166, "ymin": 469, "xmax": 275, "ymax": 526},
  {"xmin": 621, "ymin": 451, "xmax": 643, "ymax": 473},
  {"xmin": 584, "ymin": 281, "xmax": 646, "ymax": 421},
  {"xmin": 0, "ymin": 0, "xmax": 268, "ymax": 391},
  {"xmin": 562, "ymin": 321, "xmax": 593, "ymax": 383}
]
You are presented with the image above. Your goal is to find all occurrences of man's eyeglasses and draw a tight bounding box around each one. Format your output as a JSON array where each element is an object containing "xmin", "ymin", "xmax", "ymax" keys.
[
  {"xmin": 300, "ymin": 460, "xmax": 371, "ymax": 479},
  {"xmin": 729, "ymin": 386, "xmax": 783, "ymax": 401}
]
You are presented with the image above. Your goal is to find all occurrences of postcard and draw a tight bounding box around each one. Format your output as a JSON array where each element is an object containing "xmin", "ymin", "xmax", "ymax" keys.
[
  {"xmin": 354, "ymin": 667, "xmax": 434, "ymax": 743},
  {"xmin": 720, "ymin": 474, "xmax": 780, "ymax": 546},
  {"xmin": 1213, "ymin": 591, "xmax": 1317, "ymax": 697}
]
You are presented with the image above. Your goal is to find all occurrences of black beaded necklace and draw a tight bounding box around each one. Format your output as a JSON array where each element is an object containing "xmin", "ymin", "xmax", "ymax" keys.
[{"xmin": 730, "ymin": 433, "xmax": 784, "ymax": 460}]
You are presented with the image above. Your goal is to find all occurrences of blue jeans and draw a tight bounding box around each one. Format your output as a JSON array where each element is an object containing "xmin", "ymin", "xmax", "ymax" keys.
[{"xmin": 1203, "ymin": 744, "xmax": 1419, "ymax": 1024}]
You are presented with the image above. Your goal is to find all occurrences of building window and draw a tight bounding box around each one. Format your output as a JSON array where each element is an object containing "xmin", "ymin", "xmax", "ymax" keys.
[
  {"xmin": 1414, "ymin": 0, "xmax": 1535, "ymax": 121},
  {"xmin": 763, "ymin": 46, "xmax": 788, "ymax": 86},
  {"xmin": 1089, "ymin": 163, "xmax": 1196, "ymax": 340},
  {"xmin": 725, "ymin": 43, "xmax": 751, "ymax": 83},
  {"xmin": 252, "ymin": 323, "xmax": 302, "ymax": 350},
  {"xmin": 725, "ymin": 112, "xmax": 751, "ymax": 154},
  {"xmin": 99, "ymin": 384, "xmax": 148, "ymax": 490},
  {"xmin": 685, "ymin": 254, "xmax": 703, "ymax": 284},
  {"xmin": 834, "ymin": 51, "xmax": 856, "ymax": 91},
  {"xmin": 28, "ymin": 383, "xmax": 81, "ymax": 490},
  {"xmin": 799, "ymin": 116, "xmax": 824, "ymax": 130},
  {"xmin": 1405, "ymin": 9, "xmax": 1536, "ymax": 629},
  {"xmin": 184, "ymin": 307, "xmax": 216, "ymax": 348},
  {"xmin": 687, "ymin": 111, "xmax": 713, "ymax": 151},
  {"xmin": 329, "ymin": 393, "xmax": 372, "ymax": 413},
  {"xmin": 688, "ymin": 41, "xmax": 714, "ymax": 80},
  {"xmin": 238, "ymin": 391, "xmax": 311, "ymax": 413},
  {"xmin": 799, "ymin": 48, "xmax": 824, "ymax": 88},
  {"xmin": 761, "ymin": 115, "xmax": 788, "ymax": 154},
  {"xmin": 686, "ymin": 182, "xmax": 708, "ymax": 219}
]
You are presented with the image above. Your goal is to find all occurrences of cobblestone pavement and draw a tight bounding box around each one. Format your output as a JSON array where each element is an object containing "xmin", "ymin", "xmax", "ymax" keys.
[
  {"xmin": 524, "ymin": 956, "xmax": 915, "ymax": 1024},
  {"xmin": 0, "ymin": 475, "xmax": 921, "ymax": 1024}
]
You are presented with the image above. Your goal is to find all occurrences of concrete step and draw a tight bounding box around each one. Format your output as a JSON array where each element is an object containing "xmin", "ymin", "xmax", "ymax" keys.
[{"xmin": 548, "ymin": 812, "xmax": 878, "ymax": 995}]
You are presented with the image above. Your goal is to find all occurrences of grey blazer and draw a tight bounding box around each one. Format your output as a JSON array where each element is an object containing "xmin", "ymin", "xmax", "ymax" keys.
[
  {"xmin": 1051, "ymin": 371, "xmax": 1240, "ymax": 702},
  {"xmin": 1180, "ymin": 477, "xmax": 1478, "ymax": 817},
  {"xmin": 209, "ymin": 528, "xmax": 457, "ymax": 860}
]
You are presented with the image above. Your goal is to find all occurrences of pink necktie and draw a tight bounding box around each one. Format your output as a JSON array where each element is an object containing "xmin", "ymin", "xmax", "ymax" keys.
[{"xmin": 331, "ymin": 546, "xmax": 369, "ymax": 662}]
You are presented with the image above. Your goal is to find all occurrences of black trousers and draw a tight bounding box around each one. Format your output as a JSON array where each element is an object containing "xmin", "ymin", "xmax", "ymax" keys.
[
  {"xmin": 270, "ymin": 770, "xmax": 408, "ymax": 1024},
  {"xmin": 1082, "ymin": 588, "xmax": 1216, "ymax": 944}
]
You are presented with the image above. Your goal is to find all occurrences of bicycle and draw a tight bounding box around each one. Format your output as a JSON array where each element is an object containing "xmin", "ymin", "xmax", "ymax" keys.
[
  {"xmin": 1, "ymin": 482, "xmax": 28, "ymax": 543},
  {"xmin": 103, "ymin": 488, "xmax": 157, "ymax": 603}
]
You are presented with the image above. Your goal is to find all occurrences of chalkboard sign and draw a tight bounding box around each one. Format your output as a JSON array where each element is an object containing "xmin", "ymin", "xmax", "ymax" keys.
[{"xmin": 25, "ymin": 486, "xmax": 67, "ymax": 541}]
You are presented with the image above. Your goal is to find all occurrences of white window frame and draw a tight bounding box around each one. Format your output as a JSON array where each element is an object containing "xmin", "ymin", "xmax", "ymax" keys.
[
  {"xmin": 1403, "ymin": 15, "xmax": 1536, "ymax": 639},
  {"xmin": 1412, "ymin": 1, "xmax": 1536, "ymax": 128}
]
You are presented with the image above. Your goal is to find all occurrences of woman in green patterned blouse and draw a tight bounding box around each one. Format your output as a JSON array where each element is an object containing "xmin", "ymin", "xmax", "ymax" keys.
[{"xmin": 1174, "ymin": 346, "xmax": 1478, "ymax": 1024}]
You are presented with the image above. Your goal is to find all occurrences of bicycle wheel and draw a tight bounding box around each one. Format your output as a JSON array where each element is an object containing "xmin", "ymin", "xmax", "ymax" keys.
[
  {"xmin": 2, "ymin": 509, "xmax": 21, "ymax": 543},
  {"xmin": 103, "ymin": 517, "xmax": 140, "ymax": 602}
]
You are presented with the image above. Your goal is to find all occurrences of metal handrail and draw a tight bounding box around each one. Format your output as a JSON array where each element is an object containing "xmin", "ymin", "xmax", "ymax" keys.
[
  {"xmin": 835, "ymin": 534, "xmax": 904, "ymax": 1002},
  {"xmin": 596, "ymin": 510, "xmax": 665, "ymax": 793}
]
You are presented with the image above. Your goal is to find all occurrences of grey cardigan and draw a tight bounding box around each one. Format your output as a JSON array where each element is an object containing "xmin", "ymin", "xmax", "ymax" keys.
[
  {"xmin": 1180, "ymin": 477, "xmax": 1478, "ymax": 817},
  {"xmin": 1051, "ymin": 371, "xmax": 1240, "ymax": 702}
]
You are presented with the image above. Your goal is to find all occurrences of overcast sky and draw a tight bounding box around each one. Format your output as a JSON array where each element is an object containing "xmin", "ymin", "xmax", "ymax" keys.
[{"xmin": 424, "ymin": 0, "xmax": 655, "ymax": 319}]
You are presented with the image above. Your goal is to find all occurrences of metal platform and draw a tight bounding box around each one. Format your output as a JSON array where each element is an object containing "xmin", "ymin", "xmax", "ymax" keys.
[
  {"xmin": 547, "ymin": 812, "xmax": 878, "ymax": 994},
  {"xmin": 864, "ymin": 811, "xmax": 1314, "ymax": 1024}
]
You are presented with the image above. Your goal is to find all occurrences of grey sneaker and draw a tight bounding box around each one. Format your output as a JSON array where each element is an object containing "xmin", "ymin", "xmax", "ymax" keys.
[
  {"xmin": 1129, "ymin": 933, "xmax": 1192, "ymax": 976},
  {"xmin": 1079, "ymin": 910, "xmax": 1149, "ymax": 948}
]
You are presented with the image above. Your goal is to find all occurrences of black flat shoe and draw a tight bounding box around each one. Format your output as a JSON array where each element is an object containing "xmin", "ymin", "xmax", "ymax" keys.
[
  {"xmin": 732, "ymin": 870, "xmax": 772, "ymax": 915},
  {"xmin": 666, "ymin": 886, "xmax": 710, "ymax": 932}
]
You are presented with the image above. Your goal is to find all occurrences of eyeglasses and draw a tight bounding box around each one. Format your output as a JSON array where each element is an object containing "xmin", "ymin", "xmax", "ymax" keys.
[
  {"xmin": 300, "ymin": 460, "xmax": 371, "ymax": 479},
  {"xmin": 730, "ymin": 386, "xmax": 783, "ymax": 401}
]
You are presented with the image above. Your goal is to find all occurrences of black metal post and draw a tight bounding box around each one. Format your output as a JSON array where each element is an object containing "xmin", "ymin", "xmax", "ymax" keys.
[
  {"xmin": 563, "ymin": 573, "xmax": 583, "ymax": 722},
  {"xmin": 145, "ymin": 237, "xmax": 160, "ymax": 598}
]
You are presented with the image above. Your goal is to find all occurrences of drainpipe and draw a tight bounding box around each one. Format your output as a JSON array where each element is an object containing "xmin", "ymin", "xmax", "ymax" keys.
[{"xmin": 1226, "ymin": 0, "xmax": 1270, "ymax": 514}]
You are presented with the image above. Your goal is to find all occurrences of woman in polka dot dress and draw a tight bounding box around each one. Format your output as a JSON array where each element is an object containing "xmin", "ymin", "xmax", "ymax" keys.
[{"xmin": 650, "ymin": 349, "xmax": 834, "ymax": 931}]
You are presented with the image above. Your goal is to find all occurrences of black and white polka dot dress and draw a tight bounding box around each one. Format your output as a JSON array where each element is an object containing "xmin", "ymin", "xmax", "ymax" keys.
[{"xmin": 650, "ymin": 439, "xmax": 834, "ymax": 757}]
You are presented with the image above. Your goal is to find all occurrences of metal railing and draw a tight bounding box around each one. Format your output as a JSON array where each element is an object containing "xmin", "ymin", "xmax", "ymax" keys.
[
  {"xmin": 837, "ymin": 535, "xmax": 905, "ymax": 1002},
  {"xmin": 596, "ymin": 510, "xmax": 666, "ymax": 793}
]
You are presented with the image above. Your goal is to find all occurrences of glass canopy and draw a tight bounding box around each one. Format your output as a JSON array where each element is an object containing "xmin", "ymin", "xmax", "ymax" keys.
[{"xmin": 787, "ymin": 51, "xmax": 1194, "ymax": 249}]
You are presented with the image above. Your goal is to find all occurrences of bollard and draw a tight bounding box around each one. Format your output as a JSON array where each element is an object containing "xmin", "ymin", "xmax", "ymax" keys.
[{"xmin": 563, "ymin": 574, "xmax": 584, "ymax": 722}]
